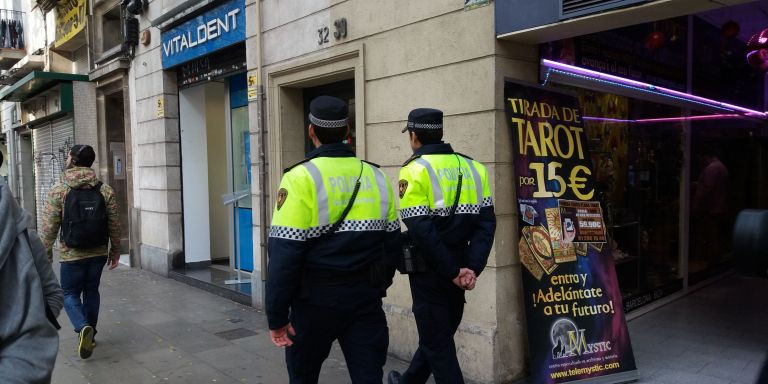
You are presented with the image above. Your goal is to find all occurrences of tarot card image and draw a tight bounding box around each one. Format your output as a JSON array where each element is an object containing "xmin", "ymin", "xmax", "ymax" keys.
[
  {"xmin": 522, "ymin": 226, "xmax": 557, "ymax": 275},
  {"xmin": 575, "ymin": 242, "xmax": 588, "ymax": 257},
  {"xmin": 545, "ymin": 208, "xmax": 563, "ymax": 241},
  {"xmin": 546, "ymin": 208, "xmax": 576, "ymax": 264},
  {"xmin": 519, "ymin": 237, "xmax": 544, "ymax": 280},
  {"xmin": 556, "ymin": 243, "xmax": 577, "ymax": 264},
  {"xmin": 520, "ymin": 204, "xmax": 538, "ymax": 226}
]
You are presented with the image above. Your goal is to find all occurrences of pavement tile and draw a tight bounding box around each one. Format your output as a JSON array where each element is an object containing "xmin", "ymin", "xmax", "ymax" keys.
[
  {"xmin": 153, "ymin": 361, "xmax": 240, "ymax": 384},
  {"xmin": 131, "ymin": 346, "xmax": 205, "ymax": 374},
  {"xmin": 193, "ymin": 345, "xmax": 263, "ymax": 371},
  {"xmin": 649, "ymin": 368, "xmax": 733, "ymax": 384},
  {"xmin": 143, "ymin": 319, "xmax": 234, "ymax": 354}
]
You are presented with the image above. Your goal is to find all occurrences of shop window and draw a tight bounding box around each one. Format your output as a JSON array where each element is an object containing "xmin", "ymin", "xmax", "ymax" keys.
[
  {"xmin": 577, "ymin": 90, "xmax": 686, "ymax": 307},
  {"xmin": 101, "ymin": 6, "xmax": 123, "ymax": 53},
  {"xmin": 688, "ymin": 121, "xmax": 767, "ymax": 284}
]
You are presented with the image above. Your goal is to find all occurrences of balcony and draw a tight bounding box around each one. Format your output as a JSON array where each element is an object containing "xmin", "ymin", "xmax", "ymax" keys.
[{"xmin": 0, "ymin": 10, "xmax": 25, "ymax": 70}]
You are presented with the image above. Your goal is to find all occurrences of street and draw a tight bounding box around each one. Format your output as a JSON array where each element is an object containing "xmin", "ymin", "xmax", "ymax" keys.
[{"xmin": 50, "ymin": 265, "xmax": 767, "ymax": 384}]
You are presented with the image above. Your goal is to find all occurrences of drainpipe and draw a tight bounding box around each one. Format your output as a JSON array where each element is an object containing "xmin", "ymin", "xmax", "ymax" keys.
[{"xmin": 256, "ymin": 0, "xmax": 268, "ymax": 286}]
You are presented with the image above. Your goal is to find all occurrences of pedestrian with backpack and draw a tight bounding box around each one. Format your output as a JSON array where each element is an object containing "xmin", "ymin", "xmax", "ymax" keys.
[{"xmin": 40, "ymin": 144, "xmax": 121, "ymax": 359}]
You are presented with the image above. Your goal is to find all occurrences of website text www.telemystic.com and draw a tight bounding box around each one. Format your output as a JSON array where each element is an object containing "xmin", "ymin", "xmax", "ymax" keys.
[{"xmin": 550, "ymin": 362, "xmax": 621, "ymax": 379}]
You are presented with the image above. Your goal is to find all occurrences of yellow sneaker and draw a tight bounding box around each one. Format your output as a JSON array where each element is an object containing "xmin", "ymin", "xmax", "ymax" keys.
[{"xmin": 78, "ymin": 326, "xmax": 95, "ymax": 359}]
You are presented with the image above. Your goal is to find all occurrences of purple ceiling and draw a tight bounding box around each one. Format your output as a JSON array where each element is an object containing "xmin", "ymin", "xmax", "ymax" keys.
[{"xmin": 697, "ymin": 0, "xmax": 768, "ymax": 43}]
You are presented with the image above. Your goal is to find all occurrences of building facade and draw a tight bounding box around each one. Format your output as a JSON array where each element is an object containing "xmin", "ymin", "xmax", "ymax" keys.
[
  {"xmin": 1, "ymin": 0, "xmax": 135, "ymax": 262},
  {"xmin": 120, "ymin": 0, "xmax": 768, "ymax": 382}
]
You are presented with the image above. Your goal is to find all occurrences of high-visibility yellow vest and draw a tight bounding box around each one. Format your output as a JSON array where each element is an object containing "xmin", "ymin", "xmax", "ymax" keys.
[
  {"xmin": 270, "ymin": 156, "xmax": 399, "ymax": 243},
  {"xmin": 399, "ymin": 153, "xmax": 492, "ymax": 219}
]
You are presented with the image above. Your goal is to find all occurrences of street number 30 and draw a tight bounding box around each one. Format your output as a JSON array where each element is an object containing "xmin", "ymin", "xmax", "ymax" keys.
[{"xmin": 318, "ymin": 18, "xmax": 348, "ymax": 45}]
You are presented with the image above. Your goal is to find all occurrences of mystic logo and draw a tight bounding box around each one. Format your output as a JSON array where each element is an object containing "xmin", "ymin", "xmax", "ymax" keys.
[{"xmin": 551, "ymin": 318, "xmax": 611, "ymax": 359}]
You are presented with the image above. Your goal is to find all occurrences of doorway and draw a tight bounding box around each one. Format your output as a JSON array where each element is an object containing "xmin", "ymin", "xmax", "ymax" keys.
[
  {"xmin": 102, "ymin": 90, "xmax": 130, "ymax": 255},
  {"xmin": 178, "ymin": 73, "xmax": 253, "ymax": 297}
]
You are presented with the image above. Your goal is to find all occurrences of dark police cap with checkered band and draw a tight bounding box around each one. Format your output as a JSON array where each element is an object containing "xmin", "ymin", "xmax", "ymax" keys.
[
  {"xmin": 309, "ymin": 96, "xmax": 348, "ymax": 129},
  {"xmin": 402, "ymin": 108, "xmax": 443, "ymax": 133}
]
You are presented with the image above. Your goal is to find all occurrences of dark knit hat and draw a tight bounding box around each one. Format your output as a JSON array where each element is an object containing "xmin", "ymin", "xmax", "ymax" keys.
[{"xmin": 69, "ymin": 145, "xmax": 96, "ymax": 167}]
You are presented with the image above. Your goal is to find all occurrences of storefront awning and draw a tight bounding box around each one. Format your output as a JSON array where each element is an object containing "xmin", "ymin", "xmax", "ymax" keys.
[
  {"xmin": 0, "ymin": 71, "xmax": 89, "ymax": 102},
  {"xmin": 540, "ymin": 59, "xmax": 767, "ymax": 120}
]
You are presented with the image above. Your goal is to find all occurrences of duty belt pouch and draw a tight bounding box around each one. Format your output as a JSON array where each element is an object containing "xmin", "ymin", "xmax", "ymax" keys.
[
  {"xmin": 399, "ymin": 170, "xmax": 463, "ymax": 275},
  {"xmin": 400, "ymin": 232, "xmax": 427, "ymax": 274}
]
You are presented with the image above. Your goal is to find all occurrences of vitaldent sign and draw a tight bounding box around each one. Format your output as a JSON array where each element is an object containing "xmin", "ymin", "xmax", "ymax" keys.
[{"xmin": 161, "ymin": 0, "xmax": 245, "ymax": 69}]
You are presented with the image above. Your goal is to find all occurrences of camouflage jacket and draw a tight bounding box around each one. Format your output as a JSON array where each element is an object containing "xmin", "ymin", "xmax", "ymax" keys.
[{"xmin": 40, "ymin": 167, "xmax": 121, "ymax": 262}]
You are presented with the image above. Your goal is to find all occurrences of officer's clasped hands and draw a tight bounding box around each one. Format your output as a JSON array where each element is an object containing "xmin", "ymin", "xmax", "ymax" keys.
[{"xmin": 453, "ymin": 268, "xmax": 477, "ymax": 291}]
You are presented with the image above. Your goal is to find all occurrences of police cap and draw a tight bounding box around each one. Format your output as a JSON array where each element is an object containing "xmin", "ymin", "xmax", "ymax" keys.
[
  {"xmin": 309, "ymin": 96, "xmax": 348, "ymax": 129},
  {"xmin": 402, "ymin": 108, "xmax": 443, "ymax": 133}
]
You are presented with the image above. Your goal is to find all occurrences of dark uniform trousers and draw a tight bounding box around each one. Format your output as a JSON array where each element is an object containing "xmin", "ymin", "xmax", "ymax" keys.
[
  {"xmin": 286, "ymin": 281, "xmax": 389, "ymax": 384},
  {"xmin": 402, "ymin": 269, "xmax": 466, "ymax": 384}
]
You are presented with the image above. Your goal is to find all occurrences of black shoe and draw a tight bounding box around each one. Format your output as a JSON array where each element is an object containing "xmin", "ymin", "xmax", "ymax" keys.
[{"xmin": 388, "ymin": 370, "xmax": 403, "ymax": 384}]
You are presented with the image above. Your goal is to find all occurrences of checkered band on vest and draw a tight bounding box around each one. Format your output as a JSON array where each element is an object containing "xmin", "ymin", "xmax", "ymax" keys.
[
  {"xmin": 400, "ymin": 206, "xmax": 431, "ymax": 219},
  {"xmin": 309, "ymin": 113, "xmax": 348, "ymax": 128},
  {"xmin": 307, "ymin": 224, "xmax": 333, "ymax": 239},
  {"xmin": 269, "ymin": 226, "xmax": 308, "ymax": 241},
  {"xmin": 272, "ymin": 219, "xmax": 395, "ymax": 241},
  {"xmin": 431, "ymin": 204, "xmax": 481, "ymax": 216},
  {"xmin": 407, "ymin": 121, "xmax": 443, "ymax": 130},
  {"xmin": 335, "ymin": 219, "xmax": 387, "ymax": 233},
  {"xmin": 482, "ymin": 197, "xmax": 493, "ymax": 207}
]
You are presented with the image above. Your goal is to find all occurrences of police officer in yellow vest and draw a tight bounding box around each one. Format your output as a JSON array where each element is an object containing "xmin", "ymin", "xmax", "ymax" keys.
[
  {"xmin": 266, "ymin": 96, "xmax": 402, "ymax": 384},
  {"xmin": 388, "ymin": 108, "xmax": 496, "ymax": 384}
]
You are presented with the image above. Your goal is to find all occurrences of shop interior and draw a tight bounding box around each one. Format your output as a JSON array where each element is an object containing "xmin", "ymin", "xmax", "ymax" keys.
[{"xmin": 541, "ymin": 0, "xmax": 768, "ymax": 311}]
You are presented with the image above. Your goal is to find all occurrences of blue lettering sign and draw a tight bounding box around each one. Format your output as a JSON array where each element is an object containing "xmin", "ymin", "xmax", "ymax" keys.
[{"xmin": 161, "ymin": 0, "xmax": 245, "ymax": 69}]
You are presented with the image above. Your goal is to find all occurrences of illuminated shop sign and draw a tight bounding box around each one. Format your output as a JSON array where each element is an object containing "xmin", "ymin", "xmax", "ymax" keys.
[{"xmin": 161, "ymin": 0, "xmax": 245, "ymax": 69}]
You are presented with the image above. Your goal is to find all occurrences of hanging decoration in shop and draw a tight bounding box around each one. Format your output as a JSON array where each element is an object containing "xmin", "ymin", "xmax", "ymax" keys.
[
  {"xmin": 644, "ymin": 31, "xmax": 664, "ymax": 50},
  {"xmin": 746, "ymin": 28, "xmax": 768, "ymax": 71},
  {"xmin": 55, "ymin": 0, "xmax": 87, "ymax": 48},
  {"xmin": 160, "ymin": 0, "xmax": 245, "ymax": 69},
  {"xmin": 505, "ymin": 81, "xmax": 638, "ymax": 384},
  {"xmin": 720, "ymin": 20, "xmax": 740, "ymax": 39}
]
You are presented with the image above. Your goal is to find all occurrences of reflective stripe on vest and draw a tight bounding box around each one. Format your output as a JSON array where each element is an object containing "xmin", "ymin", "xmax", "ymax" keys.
[
  {"xmin": 302, "ymin": 161, "xmax": 329, "ymax": 226},
  {"xmin": 414, "ymin": 158, "xmax": 445, "ymax": 208},
  {"xmin": 464, "ymin": 158, "xmax": 483, "ymax": 206}
]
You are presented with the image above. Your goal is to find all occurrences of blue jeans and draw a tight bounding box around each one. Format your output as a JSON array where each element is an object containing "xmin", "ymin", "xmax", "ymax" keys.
[{"xmin": 60, "ymin": 256, "xmax": 108, "ymax": 333}]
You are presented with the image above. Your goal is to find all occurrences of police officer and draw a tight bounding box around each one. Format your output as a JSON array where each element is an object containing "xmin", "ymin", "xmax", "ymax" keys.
[
  {"xmin": 388, "ymin": 108, "xmax": 496, "ymax": 384},
  {"xmin": 266, "ymin": 96, "xmax": 402, "ymax": 384}
]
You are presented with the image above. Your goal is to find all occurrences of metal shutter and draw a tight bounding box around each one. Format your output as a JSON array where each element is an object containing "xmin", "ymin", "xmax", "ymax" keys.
[
  {"xmin": 561, "ymin": 0, "xmax": 648, "ymax": 19},
  {"xmin": 32, "ymin": 117, "xmax": 74, "ymax": 230}
]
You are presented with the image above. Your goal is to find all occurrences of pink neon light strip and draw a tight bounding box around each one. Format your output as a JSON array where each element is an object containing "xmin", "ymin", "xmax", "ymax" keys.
[
  {"xmin": 542, "ymin": 59, "xmax": 767, "ymax": 118},
  {"xmin": 582, "ymin": 114, "xmax": 747, "ymax": 124}
]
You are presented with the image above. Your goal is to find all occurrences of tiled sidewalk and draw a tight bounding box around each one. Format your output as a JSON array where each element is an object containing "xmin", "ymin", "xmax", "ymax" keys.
[
  {"xmin": 50, "ymin": 265, "xmax": 766, "ymax": 384},
  {"xmin": 629, "ymin": 275, "xmax": 767, "ymax": 384}
]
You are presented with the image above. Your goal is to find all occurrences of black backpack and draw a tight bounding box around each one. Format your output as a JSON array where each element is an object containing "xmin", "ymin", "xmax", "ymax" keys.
[{"xmin": 60, "ymin": 182, "xmax": 109, "ymax": 248}]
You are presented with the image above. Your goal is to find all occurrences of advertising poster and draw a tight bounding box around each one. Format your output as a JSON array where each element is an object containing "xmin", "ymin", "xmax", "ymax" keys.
[{"xmin": 505, "ymin": 81, "xmax": 637, "ymax": 384}]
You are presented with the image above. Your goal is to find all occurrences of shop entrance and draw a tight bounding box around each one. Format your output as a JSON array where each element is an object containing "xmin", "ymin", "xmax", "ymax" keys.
[
  {"xmin": 99, "ymin": 86, "xmax": 130, "ymax": 256},
  {"xmin": 179, "ymin": 73, "xmax": 252, "ymax": 294}
]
